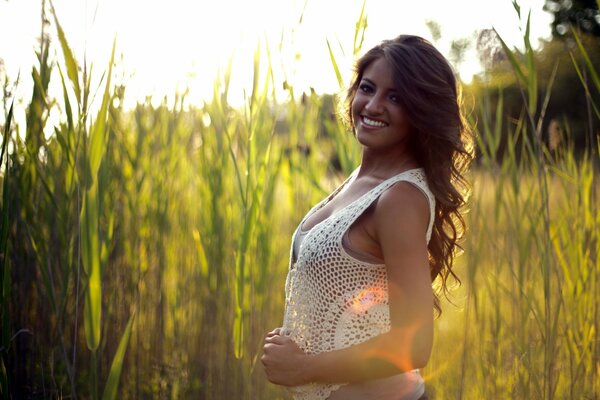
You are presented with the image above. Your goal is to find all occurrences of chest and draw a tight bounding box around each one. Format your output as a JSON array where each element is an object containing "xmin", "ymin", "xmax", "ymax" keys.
[{"xmin": 302, "ymin": 177, "xmax": 380, "ymax": 232}]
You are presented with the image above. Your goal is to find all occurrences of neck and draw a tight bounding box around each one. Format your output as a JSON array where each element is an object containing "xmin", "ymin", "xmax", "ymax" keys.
[{"xmin": 357, "ymin": 145, "xmax": 417, "ymax": 179}]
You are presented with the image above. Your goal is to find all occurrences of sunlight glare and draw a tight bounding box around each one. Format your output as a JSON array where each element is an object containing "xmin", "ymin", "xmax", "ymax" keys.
[{"xmin": 0, "ymin": 0, "xmax": 552, "ymax": 113}]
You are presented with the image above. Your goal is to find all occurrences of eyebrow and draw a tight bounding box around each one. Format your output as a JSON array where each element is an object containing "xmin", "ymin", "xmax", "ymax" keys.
[
  {"xmin": 361, "ymin": 78, "xmax": 375, "ymax": 85},
  {"xmin": 361, "ymin": 78, "xmax": 398, "ymax": 93}
]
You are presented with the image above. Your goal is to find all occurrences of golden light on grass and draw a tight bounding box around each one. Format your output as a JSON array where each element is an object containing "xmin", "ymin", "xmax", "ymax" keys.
[{"xmin": 1, "ymin": 0, "xmax": 598, "ymax": 399}]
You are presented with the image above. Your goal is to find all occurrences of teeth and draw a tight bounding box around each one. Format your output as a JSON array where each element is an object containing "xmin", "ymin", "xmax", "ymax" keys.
[{"xmin": 362, "ymin": 116, "xmax": 387, "ymax": 127}]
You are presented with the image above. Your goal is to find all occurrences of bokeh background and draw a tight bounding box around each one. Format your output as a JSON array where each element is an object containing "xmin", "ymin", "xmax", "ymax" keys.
[{"xmin": 0, "ymin": 0, "xmax": 599, "ymax": 399}]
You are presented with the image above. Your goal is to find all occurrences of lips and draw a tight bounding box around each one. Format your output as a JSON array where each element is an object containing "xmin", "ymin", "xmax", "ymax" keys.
[{"xmin": 361, "ymin": 116, "xmax": 388, "ymax": 128}]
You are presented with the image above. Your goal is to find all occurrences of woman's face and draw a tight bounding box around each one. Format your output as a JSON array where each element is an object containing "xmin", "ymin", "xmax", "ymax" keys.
[{"xmin": 351, "ymin": 57, "xmax": 412, "ymax": 152}]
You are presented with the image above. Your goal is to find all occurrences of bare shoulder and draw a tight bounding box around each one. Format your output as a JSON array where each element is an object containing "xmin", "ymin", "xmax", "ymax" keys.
[
  {"xmin": 373, "ymin": 181, "xmax": 431, "ymax": 286},
  {"xmin": 376, "ymin": 181, "xmax": 429, "ymax": 221},
  {"xmin": 372, "ymin": 180, "xmax": 430, "ymax": 244}
]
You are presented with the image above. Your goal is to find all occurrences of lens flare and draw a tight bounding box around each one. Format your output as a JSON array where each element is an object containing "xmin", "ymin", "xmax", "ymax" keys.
[{"xmin": 350, "ymin": 287, "xmax": 386, "ymax": 314}]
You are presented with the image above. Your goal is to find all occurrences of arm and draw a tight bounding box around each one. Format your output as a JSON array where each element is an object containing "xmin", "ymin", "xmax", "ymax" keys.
[{"xmin": 262, "ymin": 182, "xmax": 434, "ymax": 386}]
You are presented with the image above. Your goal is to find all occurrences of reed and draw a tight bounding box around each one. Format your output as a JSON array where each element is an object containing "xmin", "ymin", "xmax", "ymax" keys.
[
  {"xmin": 424, "ymin": 8, "xmax": 599, "ymax": 399},
  {"xmin": 2, "ymin": 1, "xmax": 598, "ymax": 399},
  {"xmin": 0, "ymin": 101, "xmax": 14, "ymax": 399}
]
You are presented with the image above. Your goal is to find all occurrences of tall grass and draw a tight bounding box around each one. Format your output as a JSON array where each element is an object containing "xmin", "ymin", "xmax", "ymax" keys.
[
  {"xmin": 0, "ymin": 100, "xmax": 14, "ymax": 399},
  {"xmin": 1, "ymin": 1, "xmax": 599, "ymax": 399},
  {"xmin": 424, "ymin": 10, "xmax": 599, "ymax": 399}
]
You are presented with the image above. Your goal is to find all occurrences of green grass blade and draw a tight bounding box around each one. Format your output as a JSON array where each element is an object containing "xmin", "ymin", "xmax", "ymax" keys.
[
  {"xmin": 233, "ymin": 305, "xmax": 244, "ymax": 359},
  {"xmin": 250, "ymin": 42, "xmax": 261, "ymax": 113},
  {"xmin": 82, "ymin": 185, "xmax": 101, "ymax": 351},
  {"xmin": 512, "ymin": 0, "xmax": 521, "ymax": 19},
  {"xmin": 494, "ymin": 29, "xmax": 526, "ymax": 85},
  {"xmin": 0, "ymin": 103, "xmax": 12, "ymax": 394},
  {"xmin": 493, "ymin": 89, "xmax": 504, "ymax": 154},
  {"xmin": 0, "ymin": 101, "xmax": 12, "ymax": 165},
  {"xmin": 536, "ymin": 60, "xmax": 559, "ymax": 135},
  {"xmin": 102, "ymin": 311, "xmax": 136, "ymax": 400},
  {"xmin": 352, "ymin": 0, "xmax": 368, "ymax": 55},
  {"xmin": 524, "ymin": 11, "xmax": 538, "ymax": 116},
  {"xmin": 81, "ymin": 38, "xmax": 116, "ymax": 352},
  {"xmin": 569, "ymin": 50, "xmax": 600, "ymax": 120},
  {"xmin": 326, "ymin": 39, "xmax": 344, "ymax": 90},
  {"xmin": 88, "ymin": 38, "xmax": 116, "ymax": 178},
  {"xmin": 57, "ymin": 64, "xmax": 74, "ymax": 134},
  {"xmin": 571, "ymin": 29, "xmax": 600, "ymax": 94},
  {"xmin": 49, "ymin": 1, "xmax": 81, "ymax": 103},
  {"xmin": 192, "ymin": 229, "xmax": 209, "ymax": 277}
]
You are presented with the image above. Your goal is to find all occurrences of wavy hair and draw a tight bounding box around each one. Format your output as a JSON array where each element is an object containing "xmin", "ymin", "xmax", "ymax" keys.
[{"xmin": 344, "ymin": 35, "xmax": 474, "ymax": 314}]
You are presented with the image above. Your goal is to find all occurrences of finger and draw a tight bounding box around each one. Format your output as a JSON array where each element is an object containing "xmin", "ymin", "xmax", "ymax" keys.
[
  {"xmin": 266, "ymin": 329, "xmax": 282, "ymax": 339},
  {"xmin": 263, "ymin": 343, "xmax": 273, "ymax": 354},
  {"xmin": 270, "ymin": 327, "xmax": 282, "ymax": 336},
  {"xmin": 263, "ymin": 343, "xmax": 276, "ymax": 353},
  {"xmin": 265, "ymin": 335, "xmax": 287, "ymax": 344},
  {"xmin": 263, "ymin": 342, "xmax": 285, "ymax": 356}
]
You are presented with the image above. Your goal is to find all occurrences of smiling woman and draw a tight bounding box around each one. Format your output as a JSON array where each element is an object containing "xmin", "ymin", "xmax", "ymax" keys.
[
  {"xmin": 2, "ymin": 0, "xmax": 595, "ymax": 397},
  {"xmin": 351, "ymin": 58, "xmax": 413, "ymax": 152},
  {"xmin": 261, "ymin": 35, "xmax": 474, "ymax": 400}
]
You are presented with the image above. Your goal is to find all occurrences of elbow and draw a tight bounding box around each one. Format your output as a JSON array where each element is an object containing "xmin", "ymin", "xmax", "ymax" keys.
[
  {"xmin": 379, "ymin": 344, "xmax": 431, "ymax": 373},
  {"xmin": 397, "ymin": 347, "xmax": 430, "ymax": 371},
  {"xmin": 411, "ymin": 350, "xmax": 431, "ymax": 370},
  {"xmin": 378, "ymin": 349, "xmax": 429, "ymax": 374},
  {"xmin": 410, "ymin": 332, "xmax": 433, "ymax": 370},
  {"xmin": 386, "ymin": 327, "xmax": 432, "ymax": 371}
]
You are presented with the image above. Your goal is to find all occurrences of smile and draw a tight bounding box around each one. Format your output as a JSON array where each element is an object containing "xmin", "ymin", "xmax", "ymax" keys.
[{"xmin": 361, "ymin": 116, "xmax": 388, "ymax": 128}]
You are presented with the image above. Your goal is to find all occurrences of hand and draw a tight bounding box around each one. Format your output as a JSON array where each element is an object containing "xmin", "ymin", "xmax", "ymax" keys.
[
  {"xmin": 261, "ymin": 330, "xmax": 311, "ymax": 386},
  {"xmin": 265, "ymin": 327, "xmax": 282, "ymax": 338}
]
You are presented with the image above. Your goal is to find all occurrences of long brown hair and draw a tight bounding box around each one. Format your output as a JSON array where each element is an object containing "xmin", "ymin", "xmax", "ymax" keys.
[{"xmin": 345, "ymin": 35, "xmax": 474, "ymax": 314}]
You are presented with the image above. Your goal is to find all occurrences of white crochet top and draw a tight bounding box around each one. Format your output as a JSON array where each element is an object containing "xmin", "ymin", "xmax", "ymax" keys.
[{"xmin": 282, "ymin": 167, "xmax": 435, "ymax": 400}]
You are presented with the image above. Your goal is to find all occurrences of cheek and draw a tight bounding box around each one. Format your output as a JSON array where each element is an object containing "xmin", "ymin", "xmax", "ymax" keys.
[
  {"xmin": 394, "ymin": 108, "xmax": 411, "ymax": 131},
  {"xmin": 350, "ymin": 97, "xmax": 364, "ymax": 122}
]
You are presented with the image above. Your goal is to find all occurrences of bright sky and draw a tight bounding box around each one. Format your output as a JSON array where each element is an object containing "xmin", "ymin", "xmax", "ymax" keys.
[{"xmin": 0, "ymin": 0, "xmax": 553, "ymax": 111}]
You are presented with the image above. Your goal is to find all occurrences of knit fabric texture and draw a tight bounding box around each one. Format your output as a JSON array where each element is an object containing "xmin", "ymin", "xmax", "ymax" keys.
[{"xmin": 282, "ymin": 168, "xmax": 435, "ymax": 400}]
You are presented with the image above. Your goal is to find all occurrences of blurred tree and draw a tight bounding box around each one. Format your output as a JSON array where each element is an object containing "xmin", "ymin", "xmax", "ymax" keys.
[
  {"xmin": 425, "ymin": 20, "xmax": 442, "ymax": 44},
  {"xmin": 465, "ymin": 24, "xmax": 600, "ymax": 161},
  {"xmin": 536, "ymin": 33, "xmax": 600, "ymax": 150},
  {"xmin": 449, "ymin": 38, "xmax": 471, "ymax": 78},
  {"xmin": 475, "ymin": 29, "xmax": 506, "ymax": 72},
  {"xmin": 545, "ymin": 0, "xmax": 600, "ymax": 37}
]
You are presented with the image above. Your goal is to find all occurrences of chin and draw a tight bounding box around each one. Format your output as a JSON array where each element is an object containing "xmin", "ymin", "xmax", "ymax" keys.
[
  {"xmin": 355, "ymin": 131, "xmax": 387, "ymax": 149},
  {"xmin": 355, "ymin": 131, "xmax": 373, "ymax": 147}
]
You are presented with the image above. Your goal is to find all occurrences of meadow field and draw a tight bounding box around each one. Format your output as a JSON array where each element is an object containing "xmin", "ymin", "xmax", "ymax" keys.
[{"xmin": 1, "ymin": 3, "xmax": 599, "ymax": 400}]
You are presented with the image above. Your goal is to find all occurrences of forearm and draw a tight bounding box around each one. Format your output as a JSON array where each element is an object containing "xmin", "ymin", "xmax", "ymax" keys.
[{"xmin": 303, "ymin": 327, "xmax": 431, "ymax": 384}]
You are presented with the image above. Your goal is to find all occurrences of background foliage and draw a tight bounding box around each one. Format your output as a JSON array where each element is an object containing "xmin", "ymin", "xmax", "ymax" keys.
[{"xmin": 1, "ymin": 0, "xmax": 599, "ymax": 399}]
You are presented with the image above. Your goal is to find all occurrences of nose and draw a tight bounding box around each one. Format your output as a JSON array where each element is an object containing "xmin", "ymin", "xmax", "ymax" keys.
[{"xmin": 365, "ymin": 93, "xmax": 384, "ymax": 114}]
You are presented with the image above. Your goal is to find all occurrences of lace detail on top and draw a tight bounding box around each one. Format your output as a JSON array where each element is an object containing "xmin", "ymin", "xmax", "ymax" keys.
[{"xmin": 282, "ymin": 168, "xmax": 435, "ymax": 400}]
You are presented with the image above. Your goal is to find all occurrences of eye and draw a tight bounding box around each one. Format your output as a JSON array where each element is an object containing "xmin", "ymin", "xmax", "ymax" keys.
[
  {"xmin": 389, "ymin": 93, "xmax": 400, "ymax": 103},
  {"xmin": 358, "ymin": 82, "xmax": 374, "ymax": 94}
]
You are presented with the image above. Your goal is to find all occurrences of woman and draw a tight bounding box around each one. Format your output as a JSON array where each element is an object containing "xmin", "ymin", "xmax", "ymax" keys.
[{"xmin": 262, "ymin": 35, "xmax": 473, "ymax": 400}]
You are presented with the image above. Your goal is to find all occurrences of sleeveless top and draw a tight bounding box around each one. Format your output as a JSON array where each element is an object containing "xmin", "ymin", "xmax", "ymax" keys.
[{"xmin": 282, "ymin": 167, "xmax": 435, "ymax": 400}]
